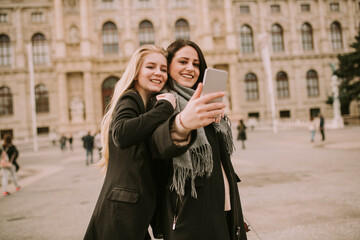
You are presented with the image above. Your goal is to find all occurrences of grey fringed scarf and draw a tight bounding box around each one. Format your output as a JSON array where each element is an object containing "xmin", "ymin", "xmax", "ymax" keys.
[{"xmin": 169, "ymin": 81, "xmax": 235, "ymax": 198}]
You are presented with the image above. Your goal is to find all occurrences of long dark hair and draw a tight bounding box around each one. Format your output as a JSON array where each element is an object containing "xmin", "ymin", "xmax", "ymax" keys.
[
  {"xmin": 3, "ymin": 134, "xmax": 12, "ymax": 145},
  {"xmin": 166, "ymin": 39, "xmax": 207, "ymax": 89}
]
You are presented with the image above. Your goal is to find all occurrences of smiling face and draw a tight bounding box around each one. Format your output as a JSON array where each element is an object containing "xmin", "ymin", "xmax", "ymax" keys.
[
  {"xmin": 169, "ymin": 46, "xmax": 200, "ymax": 88},
  {"xmin": 134, "ymin": 52, "xmax": 168, "ymax": 101}
]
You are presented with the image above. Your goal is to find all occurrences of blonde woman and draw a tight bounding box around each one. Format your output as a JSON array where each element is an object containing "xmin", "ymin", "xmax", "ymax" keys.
[{"xmin": 84, "ymin": 45, "xmax": 176, "ymax": 240}]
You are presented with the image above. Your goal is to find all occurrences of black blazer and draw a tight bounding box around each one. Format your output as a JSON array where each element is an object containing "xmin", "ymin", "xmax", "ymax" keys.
[
  {"xmin": 84, "ymin": 91, "xmax": 174, "ymax": 240},
  {"xmin": 150, "ymin": 121, "xmax": 248, "ymax": 240}
]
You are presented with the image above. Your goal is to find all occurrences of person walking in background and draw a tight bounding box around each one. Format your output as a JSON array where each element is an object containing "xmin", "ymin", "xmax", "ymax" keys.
[
  {"xmin": 82, "ymin": 131, "xmax": 94, "ymax": 166},
  {"xmin": 1, "ymin": 134, "xmax": 21, "ymax": 196},
  {"xmin": 93, "ymin": 131, "xmax": 102, "ymax": 161},
  {"xmin": 60, "ymin": 134, "xmax": 67, "ymax": 151},
  {"xmin": 308, "ymin": 116, "xmax": 316, "ymax": 142},
  {"xmin": 84, "ymin": 45, "xmax": 175, "ymax": 240},
  {"xmin": 68, "ymin": 134, "xmax": 73, "ymax": 150},
  {"xmin": 150, "ymin": 40, "xmax": 248, "ymax": 240},
  {"xmin": 50, "ymin": 131, "xmax": 57, "ymax": 146},
  {"xmin": 237, "ymin": 119, "xmax": 247, "ymax": 149},
  {"xmin": 319, "ymin": 114, "xmax": 325, "ymax": 141}
]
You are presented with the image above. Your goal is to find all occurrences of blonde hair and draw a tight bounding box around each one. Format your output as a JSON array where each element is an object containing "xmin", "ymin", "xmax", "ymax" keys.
[{"xmin": 98, "ymin": 45, "xmax": 167, "ymax": 170}]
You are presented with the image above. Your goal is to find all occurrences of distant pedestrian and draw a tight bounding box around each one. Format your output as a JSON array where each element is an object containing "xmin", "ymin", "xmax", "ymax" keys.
[
  {"xmin": 50, "ymin": 131, "xmax": 57, "ymax": 146},
  {"xmin": 82, "ymin": 131, "xmax": 94, "ymax": 165},
  {"xmin": 68, "ymin": 134, "xmax": 73, "ymax": 150},
  {"xmin": 308, "ymin": 116, "xmax": 316, "ymax": 142},
  {"xmin": 237, "ymin": 119, "xmax": 247, "ymax": 149},
  {"xmin": 60, "ymin": 134, "xmax": 67, "ymax": 151},
  {"xmin": 1, "ymin": 134, "xmax": 21, "ymax": 196},
  {"xmin": 319, "ymin": 114, "xmax": 325, "ymax": 141},
  {"xmin": 93, "ymin": 131, "xmax": 102, "ymax": 161}
]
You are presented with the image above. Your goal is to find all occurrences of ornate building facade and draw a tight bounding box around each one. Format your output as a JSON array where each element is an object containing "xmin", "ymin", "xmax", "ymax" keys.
[{"xmin": 0, "ymin": 0, "xmax": 359, "ymax": 140}]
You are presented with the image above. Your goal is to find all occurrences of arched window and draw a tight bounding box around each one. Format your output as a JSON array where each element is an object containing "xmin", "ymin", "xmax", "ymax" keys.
[
  {"xmin": 0, "ymin": 86, "xmax": 13, "ymax": 115},
  {"xmin": 306, "ymin": 70, "xmax": 319, "ymax": 97},
  {"xmin": 35, "ymin": 84, "xmax": 49, "ymax": 113},
  {"xmin": 139, "ymin": 20, "xmax": 154, "ymax": 46},
  {"xmin": 102, "ymin": 76, "xmax": 119, "ymax": 113},
  {"xmin": 271, "ymin": 24, "xmax": 284, "ymax": 52},
  {"xmin": 276, "ymin": 71, "xmax": 289, "ymax": 98},
  {"xmin": 32, "ymin": 33, "xmax": 49, "ymax": 64},
  {"xmin": 102, "ymin": 21, "xmax": 119, "ymax": 54},
  {"xmin": 0, "ymin": 34, "xmax": 11, "ymax": 66},
  {"xmin": 330, "ymin": 22, "xmax": 343, "ymax": 50},
  {"xmin": 245, "ymin": 73, "xmax": 259, "ymax": 100},
  {"xmin": 301, "ymin": 23, "xmax": 313, "ymax": 51},
  {"xmin": 175, "ymin": 19, "xmax": 190, "ymax": 40},
  {"xmin": 240, "ymin": 25, "xmax": 254, "ymax": 53}
]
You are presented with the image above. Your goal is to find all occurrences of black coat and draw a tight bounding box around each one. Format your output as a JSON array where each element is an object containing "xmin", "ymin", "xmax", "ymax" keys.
[
  {"xmin": 84, "ymin": 91, "xmax": 174, "ymax": 240},
  {"xmin": 1, "ymin": 144, "xmax": 19, "ymax": 170},
  {"xmin": 237, "ymin": 125, "xmax": 247, "ymax": 141},
  {"xmin": 82, "ymin": 135, "xmax": 94, "ymax": 150},
  {"xmin": 151, "ymin": 117, "xmax": 248, "ymax": 240}
]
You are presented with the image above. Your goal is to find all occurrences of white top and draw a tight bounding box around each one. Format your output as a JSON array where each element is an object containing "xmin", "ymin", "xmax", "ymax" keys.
[{"xmin": 308, "ymin": 120, "xmax": 317, "ymax": 131}]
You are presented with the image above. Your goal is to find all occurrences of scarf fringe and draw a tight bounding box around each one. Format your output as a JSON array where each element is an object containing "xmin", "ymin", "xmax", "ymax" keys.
[
  {"xmin": 214, "ymin": 116, "xmax": 235, "ymax": 155},
  {"xmin": 190, "ymin": 144, "xmax": 213, "ymax": 177},
  {"xmin": 169, "ymin": 166, "xmax": 191, "ymax": 196}
]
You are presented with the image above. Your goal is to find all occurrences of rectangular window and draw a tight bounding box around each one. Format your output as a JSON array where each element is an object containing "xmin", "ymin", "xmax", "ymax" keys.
[
  {"xmin": 210, "ymin": 0, "xmax": 223, "ymax": 9},
  {"xmin": 271, "ymin": 4, "xmax": 281, "ymax": 13},
  {"xmin": 330, "ymin": 2, "xmax": 340, "ymax": 11},
  {"xmin": 31, "ymin": 12, "xmax": 45, "ymax": 23},
  {"xmin": 279, "ymin": 110, "xmax": 291, "ymax": 118},
  {"xmin": 102, "ymin": 0, "xmax": 114, "ymax": 9},
  {"xmin": 240, "ymin": 5, "xmax": 250, "ymax": 14},
  {"xmin": 248, "ymin": 112, "xmax": 260, "ymax": 119},
  {"xmin": 175, "ymin": 0, "xmax": 186, "ymax": 7},
  {"xmin": 0, "ymin": 129, "xmax": 13, "ymax": 139},
  {"xmin": 0, "ymin": 13, "xmax": 8, "ymax": 23},
  {"xmin": 301, "ymin": 4, "xmax": 310, "ymax": 12},
  {"xmin": 310, "ymin": 108, "xmax": 320, "ymax": 117},
  {"xmin": 37, "ymin": 127, "xmax": 50, "ymax": 135},
  {"xmin": 138, "ymin": 0, "xmax": 151, "ymax": 8}
]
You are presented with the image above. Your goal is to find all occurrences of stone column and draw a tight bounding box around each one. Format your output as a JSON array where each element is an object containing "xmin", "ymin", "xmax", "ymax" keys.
[
  {"xmin": 123, "ymin": 0, "xmax": 135, "ymax": 56},
  {"xmin": 318, "ymin": 0, "xmax": 328, "ymax": 52},
  {"xmin": 80, "ymin": 0, "xmax": 91, "ymax": 56},
  {"xmin": 224, "ymin": 0, "xmax": 236, "ymax": 50},
  {"xmin": 159, "ymin": 0, "xmax": 170, "ymax": 48},
  {"xmin": 53, "ymin": 0, "xmax": 66, "ymax": 58},
  {"xmin": 14, "ymin": 8, "xmax": 25, "ymax": 68},
  {"xmin": 57, "ymin": 72, "xmax": 69, "ymax": 124},
  {"xmin": 83, "ymin": 72, "xmax": 95, "ymax": 123},
  {"xmin": 346, "ymin": 0, "xmax": 355, "ymax": 49},
  {"xmin": 228, "ymin": 63, "xmax": 239, "ymax": 112},
  {"xmin": 199, "ymin": 0, "xmax": 213, "ymax": 50},
  {"xmin": 288, "ymin": 0, "xmax": 299, "ymax": 54}
]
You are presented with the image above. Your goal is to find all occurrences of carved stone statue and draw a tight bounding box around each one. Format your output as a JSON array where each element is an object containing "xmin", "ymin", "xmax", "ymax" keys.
[
  {"xmin": 70, "ymin": 97, "xmax": 84, "ymax": 123},
  {"xmin": 69, "ymin": 26, "xmax": 79, "ymax": 44}
]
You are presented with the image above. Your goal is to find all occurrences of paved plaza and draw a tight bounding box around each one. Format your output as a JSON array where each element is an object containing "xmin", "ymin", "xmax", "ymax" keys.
[{"xmin": 0, "ymin": 126, "xmax": 359, "ymax": 240}]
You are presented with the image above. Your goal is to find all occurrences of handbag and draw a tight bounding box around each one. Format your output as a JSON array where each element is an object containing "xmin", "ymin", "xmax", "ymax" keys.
[{"xmin": 1, "ymin": 146, "xmax": 12, "ymax": 168}]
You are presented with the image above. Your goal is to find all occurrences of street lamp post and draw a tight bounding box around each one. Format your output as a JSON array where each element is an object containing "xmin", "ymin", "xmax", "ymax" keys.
[{"xmin": 259, "ymin": 33, "xmax": 277, "ymax": 134}]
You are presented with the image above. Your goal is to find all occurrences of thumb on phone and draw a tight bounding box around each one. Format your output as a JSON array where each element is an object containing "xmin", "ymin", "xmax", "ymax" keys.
[{"xmin": 190, "ymin": 82, "xmax": 203, "ymax": 101}]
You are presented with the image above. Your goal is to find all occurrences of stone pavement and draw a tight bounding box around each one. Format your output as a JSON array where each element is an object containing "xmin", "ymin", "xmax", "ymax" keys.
[{"xmin": 0, "ymin": 126, "xmax": 359, "ymax": 240}]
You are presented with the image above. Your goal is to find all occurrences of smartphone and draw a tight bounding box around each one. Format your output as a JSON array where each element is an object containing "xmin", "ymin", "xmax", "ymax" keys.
[{"xmin": 201, "ymin": 68, "xmax": 228, "ymax": 103}]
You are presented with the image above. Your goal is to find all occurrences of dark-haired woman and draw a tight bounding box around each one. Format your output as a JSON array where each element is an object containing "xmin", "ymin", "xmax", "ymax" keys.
[
  {"xmin": 1, "ymin": 134, "xmax": 20, "ymax": 196},
  {"xmin": 151, "ymin": 40, "xmax": 248, "ymax": 240}
]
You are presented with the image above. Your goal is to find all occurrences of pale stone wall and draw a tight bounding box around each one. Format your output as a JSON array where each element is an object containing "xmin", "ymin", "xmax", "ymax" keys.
[{"xmin": 0, "ymin": 0, "xmax": 359, "ymax": 140}]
